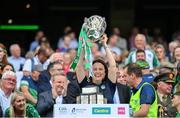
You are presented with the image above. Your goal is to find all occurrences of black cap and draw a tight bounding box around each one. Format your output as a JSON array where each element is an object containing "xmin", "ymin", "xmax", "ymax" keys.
[{"xmin": 154, "ymin": 72, "xmax": 175, "ymax": 83}]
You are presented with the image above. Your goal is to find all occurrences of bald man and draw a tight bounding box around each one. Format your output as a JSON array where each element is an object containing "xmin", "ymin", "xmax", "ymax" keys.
[{"xmin": 126, "ymin": 34, "xmax": 159, "ymax": 69}]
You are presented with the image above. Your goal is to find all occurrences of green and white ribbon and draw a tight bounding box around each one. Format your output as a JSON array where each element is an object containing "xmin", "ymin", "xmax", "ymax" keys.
[{"xmin": 70, "ymin": 27, "xmax": 93, "ymax": 73}]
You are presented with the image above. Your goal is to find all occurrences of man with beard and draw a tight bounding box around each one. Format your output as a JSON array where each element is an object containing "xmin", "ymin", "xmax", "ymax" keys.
[{"xmin": 154, "ymin": 72, "xmax": 177, "ymax": 117}]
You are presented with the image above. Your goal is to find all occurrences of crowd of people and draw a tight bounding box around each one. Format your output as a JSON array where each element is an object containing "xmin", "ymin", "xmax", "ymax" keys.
[{"xmin": 0, "ymin": 26, "xmax": 180, "ymax": 117}]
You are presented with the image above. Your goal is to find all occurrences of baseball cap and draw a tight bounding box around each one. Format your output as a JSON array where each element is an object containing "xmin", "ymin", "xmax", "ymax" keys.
[{"xmin": 135, "ymin": 60, "xmax": 150, "ymax": 69}]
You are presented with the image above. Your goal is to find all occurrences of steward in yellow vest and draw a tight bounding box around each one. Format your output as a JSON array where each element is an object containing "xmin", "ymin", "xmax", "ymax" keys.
[{"xmin": 125, "ymin": 63, "xmax": 158, "ymax": 117}]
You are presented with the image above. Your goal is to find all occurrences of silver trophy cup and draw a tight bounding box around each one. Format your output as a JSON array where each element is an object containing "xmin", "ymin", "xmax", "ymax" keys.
[{"xmin": 83, "ymin": 15, "xmax": 107, "ymax": 42}]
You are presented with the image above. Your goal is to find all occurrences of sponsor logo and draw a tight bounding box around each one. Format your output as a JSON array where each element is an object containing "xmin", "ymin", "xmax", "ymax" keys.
[
  {"xmin": 118, "ymin": 107, "xmax": 125, "ymax": 115},
  {"xmin": 58, "ymin": 107, "xmax": 68, "ymax": 114},
  {"xmin": 71, "ymin": 107, "xmax": 87, "ymax": 115},
  {"xmin": 92, "ymin": 107, "xmax": 111, "ymax": 114}
]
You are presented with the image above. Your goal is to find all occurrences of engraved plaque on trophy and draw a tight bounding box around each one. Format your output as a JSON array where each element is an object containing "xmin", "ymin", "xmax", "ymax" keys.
[
  {"xmin": 80, "ymin": 94, "xmax": 89, "ymax": 104},
  {"xmin": 77, "ymin": 85, "xmax": 107, "ymax": 104},
  {"xmin": 89, "ymin": 94, "xmax": 97, "ymax": 104},
  {"xmin": 103, "ymin": 98, "xmax": 107, "ymax": 104},
  {"xmin": 76, "ymin": 96, "xmax": 80, "ymax": 104},
  {"xmin": 97, "ymin": 94, "xmax": 104, "ymax": 104}
]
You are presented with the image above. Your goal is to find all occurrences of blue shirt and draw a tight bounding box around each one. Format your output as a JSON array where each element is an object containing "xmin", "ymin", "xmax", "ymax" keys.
[
  {"xmin": 142, "ymin": 74, "xmax": 154, "ymax": 83},
  {"xmin": 29, "ymin": 40, "xmax": 39, "ymax": 51},
  {"xmin": 132, "ymin": 80, "xmax": 155, "ymax": 105},
  {"xmin": 8, "ymin": 56, "xmax": 25, "ymax": 71}
]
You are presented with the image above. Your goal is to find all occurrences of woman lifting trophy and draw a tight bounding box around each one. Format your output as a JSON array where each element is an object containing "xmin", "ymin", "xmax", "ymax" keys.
[{"xmin": 71, "ymin": 15, "xmax": 116, "ymax": 104}]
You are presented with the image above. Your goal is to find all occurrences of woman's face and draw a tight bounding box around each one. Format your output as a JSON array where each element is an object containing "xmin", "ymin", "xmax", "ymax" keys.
[
  {"xmin": 2, "ymin": 65, "xmax": 13, "ymax": 73},
  {"xmin": 13, "ymin": 94, "xmax": 26, "ymax": 111},
  {"xmin": 155, "ymin": 47, "xmax": 164, "ymax": 60},
  {"xmin": 116, "ymin": 69, "xmax": 127, "ymax": 85},
  {"xmin": 174, "ymin": 47, "xmax": 180, "ymax": 61},
  {"xmin": 93, "ymin": 62, "xmax": 106, "ymax": 82},
  {"xmin": 172, "ymin": 95, "xmax": 180, "ymax": 107},
  {"xmin": 0, "ymin": 48, "xmax": 5, "ymax": 62}
]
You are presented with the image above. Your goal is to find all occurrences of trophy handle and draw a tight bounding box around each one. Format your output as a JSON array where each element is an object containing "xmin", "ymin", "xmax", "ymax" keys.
[{"xmin": 84, "ymin": 17, "xmax": 88, "ymax": 23}]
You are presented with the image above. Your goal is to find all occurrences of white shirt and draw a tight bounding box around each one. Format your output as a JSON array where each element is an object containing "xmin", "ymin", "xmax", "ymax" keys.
[
  {"xmin": 23, "ymin": 56, "xmax": 49, "ymax": 72},
  {"xmin": 113, "ymin": 87, "xmax": 120, "ymax": 104},
  {"xmin": 56, "ymin": 96, "xmax": 63, "ymax": 104},
  {"xmin": 0, "ymin": 89, "xmax": 12, "ymax": 116},
  {"xmin": 15, "ymin": 71, "xmax": 23, "ymax": 89}
]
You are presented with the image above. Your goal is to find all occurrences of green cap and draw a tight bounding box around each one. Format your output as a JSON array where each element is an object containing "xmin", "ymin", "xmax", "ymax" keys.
[{"xmin": 135, "ymin": 60, "xmax": 150, "ymax": 69}]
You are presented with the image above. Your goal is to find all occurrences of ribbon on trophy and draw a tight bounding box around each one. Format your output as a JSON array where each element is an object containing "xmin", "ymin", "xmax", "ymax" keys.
[
  {"xmin": 70, "ymin": 27, "xmax": 92, "ymax": 70},
  {"xmin": 70, "ymin": 15, "xmax": 106, "ymax": 76}
]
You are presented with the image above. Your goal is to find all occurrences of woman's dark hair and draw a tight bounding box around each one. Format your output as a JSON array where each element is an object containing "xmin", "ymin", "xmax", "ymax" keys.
[
  {"xmin": 93, "ymin": 59, "xmax": 108, "ymax": 80},
  {"xmin": 1, "ymin": 63, "xmax": 15, "ymax": 72}
]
